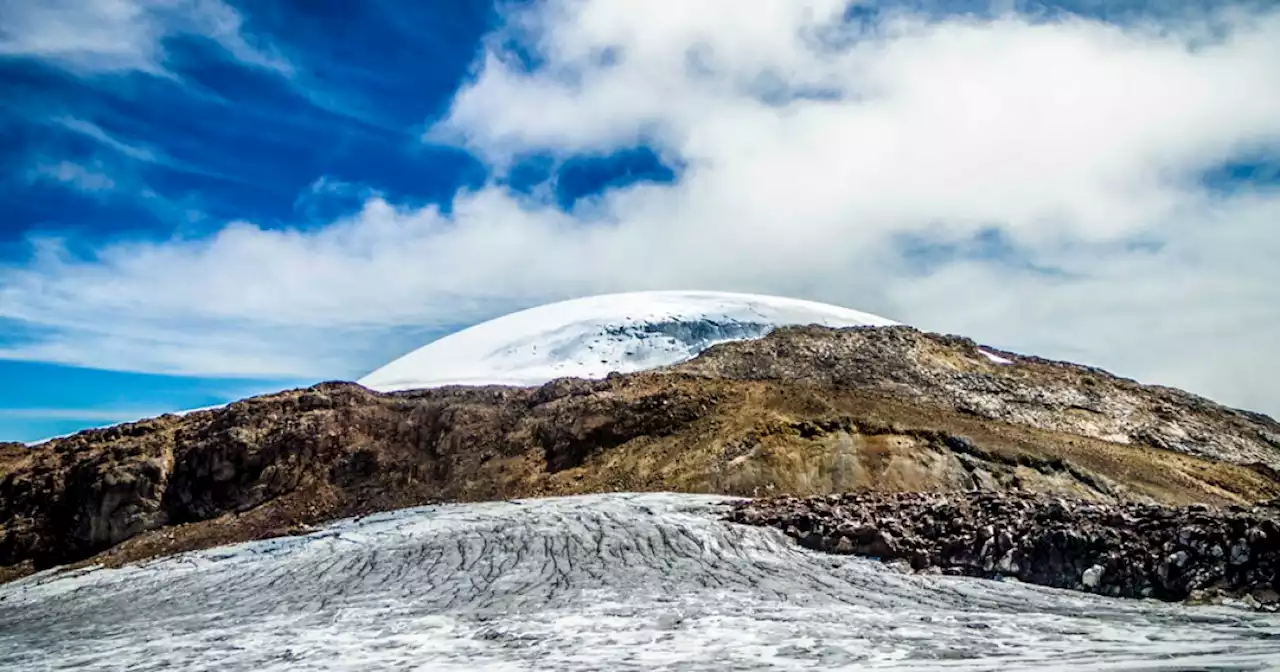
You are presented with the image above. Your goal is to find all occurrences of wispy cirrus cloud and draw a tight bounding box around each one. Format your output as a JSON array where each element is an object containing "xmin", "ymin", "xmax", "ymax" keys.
[
  {"xmin": 0, "ymin": 0, "xmax": 289, "ymax": 76},
  {"xmin": 56, "ymin": 117, "xmax": 161, "ymax": 163},
  {"xmin": 0, "ymin": 0, "xmax": 295, "ymax": 230},
  {"xmin": 1, "ymin": 0, "xmax": 1279, "ymax": 422},
  {"xmin": 28, "ymin": 160, "xmax": 117, "ymax": 193}
]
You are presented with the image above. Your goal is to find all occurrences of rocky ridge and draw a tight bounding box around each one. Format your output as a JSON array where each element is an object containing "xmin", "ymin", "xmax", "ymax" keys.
[
  {"xmin": 2, "ymin": 325, "xmax": 1278, "ymax": 586},
  {"xmin": 727, "ymin": 492, "xmax": 1280, "ymax": 609},
  {"xmin": 677, "ymin": 326, "xmax": 1280, "ymax": 470}
]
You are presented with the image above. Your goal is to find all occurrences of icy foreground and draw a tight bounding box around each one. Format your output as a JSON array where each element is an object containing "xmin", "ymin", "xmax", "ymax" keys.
[
  {"xmin": 358, "ymin": 291, "xmax": 897, "ymax": 391},
  {"xmin": 3, "ymin": 494, "xmax": 1278, "ymax": 671}
]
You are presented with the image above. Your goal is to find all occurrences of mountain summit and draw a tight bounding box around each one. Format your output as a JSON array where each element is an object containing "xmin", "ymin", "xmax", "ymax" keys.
[{"xmin": 359, "ymin": 291, "xmax": 897, "ymax": 391}]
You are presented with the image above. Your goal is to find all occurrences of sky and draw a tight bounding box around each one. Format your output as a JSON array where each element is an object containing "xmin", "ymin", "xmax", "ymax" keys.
[{"xmin": 1, "ymin": 0, "xmax": 1278, "ymax": 442}]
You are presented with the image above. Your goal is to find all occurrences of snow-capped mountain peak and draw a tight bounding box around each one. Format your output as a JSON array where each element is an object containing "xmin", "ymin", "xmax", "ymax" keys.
[{"xmin": 358, "ymin": 291, "xmax": 898, "ymax": 392}]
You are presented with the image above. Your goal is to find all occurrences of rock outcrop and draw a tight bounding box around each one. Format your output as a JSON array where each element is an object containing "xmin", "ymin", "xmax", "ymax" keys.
[
  {"xmin": 676, "ymin": 326, "xmax": 1280, "ymax": 470},
  {"xmin": 2, "ymin": 326, "xmax": 1278, "ymax": 585},
  {"xmin": 727, "ymin": 492, "xmax": 1280, "ymax": 609}
]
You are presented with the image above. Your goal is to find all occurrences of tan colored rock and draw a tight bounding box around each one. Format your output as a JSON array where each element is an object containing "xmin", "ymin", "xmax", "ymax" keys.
[{"xmin": 674, "ymin": 326, "xmax": 1280, "ymax": 469}]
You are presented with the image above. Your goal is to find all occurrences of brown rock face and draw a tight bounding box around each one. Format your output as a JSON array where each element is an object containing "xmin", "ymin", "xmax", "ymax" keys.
[
  {"xmin": 676, "ymin": 326, "xmax": 1280, "ymax": 469},
  {"xmin": 1, "ymin": 326, "xmax": 1278, "ymax": 584},
  {"xmin": 727, "ymin": 492, "xmax": 1280, "ymax": 608}
]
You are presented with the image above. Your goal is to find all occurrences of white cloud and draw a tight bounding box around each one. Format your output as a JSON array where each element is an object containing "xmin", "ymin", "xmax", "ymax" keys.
[
  {"xmin": 57, "ymin": 117, "xmax": 161, "ymax": 163},
  {"xmin": 29, "ymin": 161, "xmax": 117, "ymax": 192},
  {"xmin": 0, "ymin": 0, "xmax": 288, "ymax": 75},
  {"xmin": 24, "ymin": 151, "xmax": 207, "ymax": 222},
  {"xmin": 3, "ymin": 1, "xmax": 1280, "ymax": 416}
]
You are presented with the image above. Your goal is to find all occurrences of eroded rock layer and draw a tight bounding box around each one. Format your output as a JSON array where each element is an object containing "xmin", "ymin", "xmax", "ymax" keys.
[{"xmin": 727, "ymin": 492, "xmax": 1280, "ymax": 608}]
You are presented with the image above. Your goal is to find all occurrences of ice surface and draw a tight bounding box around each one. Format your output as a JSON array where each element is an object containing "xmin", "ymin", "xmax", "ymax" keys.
[
  {"xmin": 3, "ymin": 493, "xmax": 1278, "ymax": 671},
  {"xmin": 358, "ymin": 291, "xmax": 898, "ymax": 392}
]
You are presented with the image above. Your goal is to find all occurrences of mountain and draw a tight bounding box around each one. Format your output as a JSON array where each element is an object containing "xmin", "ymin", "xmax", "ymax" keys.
[
  {"xmin": 3, "ymin": 303, "xmax": 1279, "ymax": 587},
  {"xmin": 4, "ymin": 292, "xmax": 1280, "ymax": 668},
  {"xmin": 358, "ymin": 290, "xmax": 899, "ymax": 390}
]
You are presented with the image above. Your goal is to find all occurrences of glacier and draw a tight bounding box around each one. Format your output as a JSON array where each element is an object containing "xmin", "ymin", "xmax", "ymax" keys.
[
  {"xmin": 3, "ymin": 493, "xmax": 1278, "ymax": 671},
  {"xmin": 358, "ymin": 291, "xmax": 897, "ymax": 392}
]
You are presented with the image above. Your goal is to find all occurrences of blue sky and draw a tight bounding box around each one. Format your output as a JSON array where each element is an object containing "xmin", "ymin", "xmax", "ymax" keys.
[
  {"xmin": 1, "ymin": 0, "xmax": 1279, "ymax": 442},
  {"xmin": 0, "ymin": 2, "xmax": 504, "ymax": 439}
]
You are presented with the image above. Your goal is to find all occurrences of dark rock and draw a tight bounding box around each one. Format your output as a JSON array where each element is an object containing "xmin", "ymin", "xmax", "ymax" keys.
[{"xmin": 727, "ymin": 491, "xmax": 1280, "ymax": 610}]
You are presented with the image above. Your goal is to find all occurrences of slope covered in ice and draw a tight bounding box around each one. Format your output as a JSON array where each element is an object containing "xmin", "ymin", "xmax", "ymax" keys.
[
  {"xmin": 359, "ymin": 291, "xmax": 898, "ymax": 392},
  {"xmin": 4, "ymin": 493, "xmax": 1277, "ymax": 671}
]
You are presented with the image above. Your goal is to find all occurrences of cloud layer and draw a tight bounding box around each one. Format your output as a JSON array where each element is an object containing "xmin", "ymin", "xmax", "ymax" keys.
[
  {"xmin": 0, "ymin": 0, "xmax": 286, "ymax": 75},
  {"xmin": 2, "ymin": 0, "xmax": 1279, "ymax": 416}
]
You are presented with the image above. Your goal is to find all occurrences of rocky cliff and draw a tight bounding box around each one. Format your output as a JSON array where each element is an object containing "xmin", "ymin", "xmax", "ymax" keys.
[
  {"xmin": 728, "ymin": 492, "xmax": 1280, "ymax": 609},
  {"xmin": 2, "ymin": 326, "xmax": 1278, "ymax": 585}
]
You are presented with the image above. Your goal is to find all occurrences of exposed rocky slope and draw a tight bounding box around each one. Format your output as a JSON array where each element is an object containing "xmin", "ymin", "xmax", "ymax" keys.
[
  {"xmin": 2, "ymin": 326, "xmax": 1278, "ymax": 585},
  {"xmin": 677, "ymin": 326, "xmax": 1280, "ymax": 470},
  {"xmin": 727, "ymin": 492, "xmax": 1280, "ymax": 609}
]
